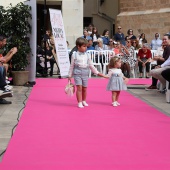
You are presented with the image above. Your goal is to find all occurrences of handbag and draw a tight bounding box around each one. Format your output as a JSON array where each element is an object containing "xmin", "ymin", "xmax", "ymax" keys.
[{"xmin": 65, "ymin": 81, "xmax": 75, "ymax": 96}]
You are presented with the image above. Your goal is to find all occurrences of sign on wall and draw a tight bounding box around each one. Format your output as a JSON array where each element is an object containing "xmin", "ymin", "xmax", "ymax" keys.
[{"xmin": 49, "ymin": 9, "xmax": 70, "ymax": 77}]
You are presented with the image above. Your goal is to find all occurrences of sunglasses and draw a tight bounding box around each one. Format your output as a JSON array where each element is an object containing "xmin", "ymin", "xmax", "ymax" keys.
[
  {"xmin": 132, "ymin": 42, "xmax": 136, "ymax": 43},
  {"xmin": 118, "ymin": 28, "xmax": 121, "ymax": 29},
  {"xmin": 109, "ymin": 41, "xmax": 113, "ymax": 42},
  {"xmin": 127, "ymin": 41, "xmax": 131, "ymax": 43}
]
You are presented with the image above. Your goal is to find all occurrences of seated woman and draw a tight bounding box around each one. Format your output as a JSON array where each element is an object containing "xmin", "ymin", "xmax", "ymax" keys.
[
  {"xmin": 121, "ymin": 39, "xmax": 135, "ymax": 78},
  {"xmin": 90, "ymin": 27, "xmax": 100, "ymax": 47},
  {"xmin": 139, "ymin": 33, "xmax": 147, "ymax": 48},
  {"xmin": 108, "ymin": 39, "xmax": 114, "ymax": 51},
  {"xmin": 137, "ymin": 43, "xmax": 151, "ymax": 78},
  {"xmin": 131, "ymin": 39, "xmax": 140, "ymax": 50},
  {"xmin": 95, "ymin": 38, "xmax": 108, "ymax": 69}
]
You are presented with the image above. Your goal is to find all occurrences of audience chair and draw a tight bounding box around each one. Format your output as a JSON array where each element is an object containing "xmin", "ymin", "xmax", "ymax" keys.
[
  {"xmin": 101, "ymin": 50, "xmax": 115, "ymax": 75},
  {"xmin": 166, "ymin": 81, "xmax": 170, "ymax": 103},
  {"xmin": 133, "ymin": 50, "xmax": 139, "ymax": 78},
  {"xmin": 87, "ymin": 50, "xmax": 102, "ymax": 77}
]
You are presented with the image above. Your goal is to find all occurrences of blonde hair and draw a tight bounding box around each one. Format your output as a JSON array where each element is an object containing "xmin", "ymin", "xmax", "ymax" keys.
[
  {"xmin": 97, "ymin": 37, "xmax": 103, "ymax": 44},
  {"xmin": 108, "ymin": 56, "xmax": 121, "ymax": 68}
]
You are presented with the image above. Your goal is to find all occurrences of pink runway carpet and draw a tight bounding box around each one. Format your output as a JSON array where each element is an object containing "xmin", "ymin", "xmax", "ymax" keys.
[{"xmin": 1, "ymin": 78, "xmax": 170, "ymax": 170}]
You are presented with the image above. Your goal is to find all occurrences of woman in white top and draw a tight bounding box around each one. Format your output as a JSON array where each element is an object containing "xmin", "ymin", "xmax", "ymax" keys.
[{"xmin": 90, "ymin": 27, "xmax": 100, "ymax": 47}]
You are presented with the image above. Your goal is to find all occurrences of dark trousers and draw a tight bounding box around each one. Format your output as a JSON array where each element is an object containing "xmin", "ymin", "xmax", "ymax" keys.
[
  {"xmin": 138, "ymin": 61, "xmax": 150, "ymax": 73},
  {"xmin": 0, "ymin": 66, "xmax": 7, "ymax": 89},
  {"xmin": 161, "ymin": 68, "xmax": 170, "ymax": 89},
  {"xmin": 151, "ymin": 65, "xmax": 158, "ymax": 86}
]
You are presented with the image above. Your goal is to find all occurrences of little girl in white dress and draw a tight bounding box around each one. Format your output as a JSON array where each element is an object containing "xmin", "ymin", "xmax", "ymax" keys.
[{"xmin": 106, "ymin": 56, "xmax": 129, "ymax": 106}]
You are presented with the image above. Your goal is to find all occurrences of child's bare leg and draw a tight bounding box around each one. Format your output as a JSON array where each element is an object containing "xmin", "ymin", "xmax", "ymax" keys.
[
  {"xmin": 82, "ymin": 86, "xmax": 87, "ymax": 101},
  {"xmin": 76, "ymin": 85, "xmax": 82, "ymax": 102},
  {"xmin": 116, "ymin": 91, "xmax": 120, "ymax": 102},
  {"xmin": 112, "ymin": 91, "xmax": 117, "ymax": 103}
]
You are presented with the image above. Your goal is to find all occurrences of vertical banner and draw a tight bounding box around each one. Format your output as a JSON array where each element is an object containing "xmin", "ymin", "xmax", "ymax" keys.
[{"xmin": 49, "ymin": 9, "xmax": 70, "ymax": 77}]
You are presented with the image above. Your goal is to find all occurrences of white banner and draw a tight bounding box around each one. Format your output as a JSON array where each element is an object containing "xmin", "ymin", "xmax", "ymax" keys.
[{"xmin": 49, "ymin": 9, "xmax": 70, "ymax": 77}]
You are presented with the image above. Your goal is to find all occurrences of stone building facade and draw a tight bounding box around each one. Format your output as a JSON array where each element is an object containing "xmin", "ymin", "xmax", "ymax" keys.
[
  {"xmin": 117, "ymin": 0, "xmax": 170, "ymax": 43},
  {"xmin": 2, "ymin": 0, "xmax": 170, "ymax": 45}
]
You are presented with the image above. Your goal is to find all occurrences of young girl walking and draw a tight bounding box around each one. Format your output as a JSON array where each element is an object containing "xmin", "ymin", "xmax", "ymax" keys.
[
  {"xmin": 68, "ymin": 37, "xmax": 106, "ymax": 108},
  {"xmin": 106, "ymin": 56, "xmax": 129, "ymax": 106}
]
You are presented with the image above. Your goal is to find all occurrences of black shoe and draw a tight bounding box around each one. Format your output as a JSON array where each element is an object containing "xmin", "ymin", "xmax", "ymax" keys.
[
  {"xmin": 146, "ymin": 76, "xmax": 150, "ymax": 78},
  {"xmin": 139, "ymin": 77, "xmax": 142, "ymax": 78},
  {"xmin": 0, "ymin": 99, "xmax": 12, "ymax": 104},
  {"xmin": 160, "ymin": 87, "xmax": 167, "ymax": 94}
]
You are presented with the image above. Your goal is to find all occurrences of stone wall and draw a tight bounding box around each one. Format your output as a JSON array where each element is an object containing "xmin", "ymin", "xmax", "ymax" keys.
[
  {"xmin": 117, "ymin": 0, "xmax": 170, "ymax": 43},
  {"xmin": 120, "ymin": 0, "xmax": 170, "ymax": 12}
]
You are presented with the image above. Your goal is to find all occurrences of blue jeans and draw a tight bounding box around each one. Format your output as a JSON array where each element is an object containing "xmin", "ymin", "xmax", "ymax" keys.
[{"xmin": 0, "ymin": 66, "xmax": 7, "ymax": 89}]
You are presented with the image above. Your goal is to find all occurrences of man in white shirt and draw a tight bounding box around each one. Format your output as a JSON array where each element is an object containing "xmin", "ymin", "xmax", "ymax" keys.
[{"xmin": 151, "ymin": 33, "xmax": 162, "ymax": 50}]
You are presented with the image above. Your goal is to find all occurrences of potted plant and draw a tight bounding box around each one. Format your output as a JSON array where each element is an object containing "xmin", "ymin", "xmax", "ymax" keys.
[{"xmin": 0, "ymin": 2, "xmax": 32, "ymax": 85}]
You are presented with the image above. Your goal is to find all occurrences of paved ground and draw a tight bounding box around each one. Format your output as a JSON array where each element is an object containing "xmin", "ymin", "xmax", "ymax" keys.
[{"xmin": 0, "ymin": 78, "xmax": 169, "ymax": 162}]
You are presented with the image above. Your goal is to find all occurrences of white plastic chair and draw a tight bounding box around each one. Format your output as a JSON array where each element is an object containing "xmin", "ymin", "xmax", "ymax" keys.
[
  {"xmin": 87, "ymin": 50, "xmax": 102, "ymax": 77},
  {"xmin": 131, "ymin": 50, "xmax": 139, "ymax": 78},
  {"xmin": 101, "ymin": 50, "xmax": 115, "ymax": 75},
  {"xmin": 166, "ymin": 81, "xmax": 170, "ymax": 103},
  {"xmin": 150, "ymin": 50, "xmax": 157, "ymax": 68}
]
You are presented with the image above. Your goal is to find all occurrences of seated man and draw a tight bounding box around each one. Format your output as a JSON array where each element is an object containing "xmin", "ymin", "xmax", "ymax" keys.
[
  {"xmin": 86, "ymin": 37, "xmax": 95, "ymax": 51},
  {"xmin": 145, "ymin": 43, "xmax": 166, "ymax": 90},
  {"xmin": 147, "ymin": 34, "xmax": 170, "ymax": 90},
  {"xmin": 0, "ymin": 35, "xmax": 17, "ymax": 75},
  {"xmin": 0, "ymin": 35, "xmax": 17, "ymax": 104}
]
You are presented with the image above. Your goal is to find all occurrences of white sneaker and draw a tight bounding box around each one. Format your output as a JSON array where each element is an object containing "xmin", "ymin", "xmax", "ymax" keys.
[
  {"xmin": 5, "ymin": 85, "xmax": 13, "ymax": 91},
  {"xmin": 116, "ymin": 101, "xmax": 120, "ymax": 106},
  {"xmin": 6, "ymin": 80, "xmax": 10, "ymax": 84},
  {"xmin": 112, "ymin": 102, "xmax": 118, "ymax": 107},
  {"xmin": 82, "ymin": 101, "xmax": 89, "ymax": 106},
  {"xmin": 78, "ymin": 102, "xmax": 84, "ymax": 108}
]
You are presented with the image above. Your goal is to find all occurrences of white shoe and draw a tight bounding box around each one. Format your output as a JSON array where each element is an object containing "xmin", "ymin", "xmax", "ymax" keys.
[
  {"xmin": 112, "ymin": 102, "xmax": 118, "ymax": 107},
  {"xmin": 5, "ymin": 85, "xmax": 13, "ymax": 91},
  {"xmin": 6, "ymin": 80, "xmax": 10, "ymax": 84},
  {"xmin": 78, "ymin": 102, "xmax": 84, "ymax": 108},
  {"xmin": 116, "ymin": 101, "xmax": 120, "ymax": 106},
  {"xmin": 82, "ymin": 101, "xmax": 89, "ymax": 106}
]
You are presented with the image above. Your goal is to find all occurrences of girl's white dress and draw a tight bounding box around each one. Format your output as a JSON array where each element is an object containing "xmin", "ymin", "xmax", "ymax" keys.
[{"xmin": 106, "ymin": 68, "xmax": 127, "ymax": 91}]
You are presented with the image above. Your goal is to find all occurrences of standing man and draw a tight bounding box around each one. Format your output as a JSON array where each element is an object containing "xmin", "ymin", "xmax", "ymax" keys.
[
  {"xmin": 114, "ymin": 26, "xmax": 125, "ymax": 46},
  {"xmin": 150, "ymin": 33, "xmax": 162, "ymax": 50}
]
